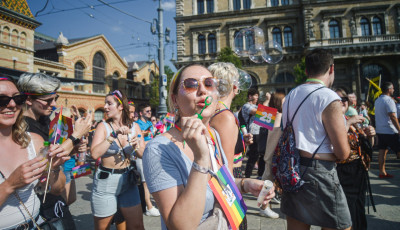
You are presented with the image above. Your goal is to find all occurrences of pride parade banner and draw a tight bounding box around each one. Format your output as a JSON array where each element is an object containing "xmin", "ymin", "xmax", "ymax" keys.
[
  {"xmin": 253, "ymin": 104, "xmax": 278, "ymax": 131},
  {"xmin": 49, "ymin": 107, "xmax": 73, "ymax": 144},
  {"xmin": 72, "ymin": 163, "xmax": 92, "ymax": 179},
  {"xmin": 208, "ymin": 165, "xmax": 247, "ymax": 230}
]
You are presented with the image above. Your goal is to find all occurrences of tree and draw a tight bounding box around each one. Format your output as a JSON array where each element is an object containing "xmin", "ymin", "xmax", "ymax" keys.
[
  {"xmin": 216, "ymin": 47, "xmax": 247, "ymax": 110},
  {"xmin": 150, "ymin": 65, "xmax": 175, "ymax": 109},
  {"xmin": 294, "ymin": 57, "xmax": 307, "ymax": 85}
]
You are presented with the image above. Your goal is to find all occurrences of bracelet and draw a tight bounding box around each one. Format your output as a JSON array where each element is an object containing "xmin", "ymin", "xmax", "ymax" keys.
[
  {"xmin": 240, "ymin": 178, "xmax": 246, "ymax": 193},
  {"xmin": 106, "ymin": 136, "xmax": 115, "ymax": 144},
  {"xmin": 192, "ymin": 161, "xmax": 209, "ymax": 174}
]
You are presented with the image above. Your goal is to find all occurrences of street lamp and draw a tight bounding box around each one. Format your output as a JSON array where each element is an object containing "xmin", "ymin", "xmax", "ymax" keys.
[{"xmin": 150, "ymin": 0, "xmax": 169, "ymax": 116}]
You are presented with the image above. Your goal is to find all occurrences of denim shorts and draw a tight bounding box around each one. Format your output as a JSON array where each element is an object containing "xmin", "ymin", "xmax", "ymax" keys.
[
  {"xmin": 281, "ymin": 157, "xmax": 352, "ymax": 229},
  {"xmin": 135, "ymin": 158, "xmax": 145, "ymax": 182},
  {"xmin": 91, "ymin": 167, "xmax": 141, "ymax": 217},
  {"xmin": 64, "ymin": 170, "xmax": 74, "ymax": 184}
]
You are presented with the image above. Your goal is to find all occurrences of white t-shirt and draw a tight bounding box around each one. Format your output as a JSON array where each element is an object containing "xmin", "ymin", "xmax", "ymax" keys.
[
  {"xmin": 282, "ymin": 84, "xmax": 340, "ymax": 155},
  {"xmin": 375, "ymin": 95, "xmax": 398, "ymax": 134}
]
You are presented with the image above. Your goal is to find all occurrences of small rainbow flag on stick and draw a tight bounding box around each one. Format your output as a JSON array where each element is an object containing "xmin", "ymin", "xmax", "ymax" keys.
[
  {"xmin": 208, "ymin": 165, "xmax": 247, "ymax": 230},
  {"xmin": 164, "ymin": 112, "xmax": 175, "ymax": 124},
  {"xmin": 253, "ymin": 104, "xmax": 278, "ymax": 131},
  {"xmin": 49, "ymin": 107, "xmax": 73, "ymax": 144},
  {"xmin": 72, "ymin": 163, "xmax": 92, "ymax": 179}
]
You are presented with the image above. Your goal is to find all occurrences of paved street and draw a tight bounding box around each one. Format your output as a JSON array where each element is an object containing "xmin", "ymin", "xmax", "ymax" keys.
[{"xmin": 70, "ymin": 151, "xmax": 400, "ymax": 229}]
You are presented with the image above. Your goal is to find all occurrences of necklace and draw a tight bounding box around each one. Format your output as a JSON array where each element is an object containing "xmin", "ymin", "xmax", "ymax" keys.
[{"xmin": 306, "ymin": 78, "xmax": 325, "ymax": 86}]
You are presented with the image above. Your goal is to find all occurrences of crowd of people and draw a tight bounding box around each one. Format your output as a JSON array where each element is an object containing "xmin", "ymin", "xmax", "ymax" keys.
[{"xmin": 0, "ymin": 47, "xmax": 399, "ymax": 230}]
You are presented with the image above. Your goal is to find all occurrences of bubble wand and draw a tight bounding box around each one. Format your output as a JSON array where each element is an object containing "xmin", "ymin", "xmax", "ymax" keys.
[{"xmin": 196, "ymin": 96, "xmax": 213, "ymax": 120}]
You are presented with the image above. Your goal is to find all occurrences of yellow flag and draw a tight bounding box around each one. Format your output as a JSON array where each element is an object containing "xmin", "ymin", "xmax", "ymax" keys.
[{"xmin": 366, "ymin": 76, "xmax": 381, "ymax": 116}]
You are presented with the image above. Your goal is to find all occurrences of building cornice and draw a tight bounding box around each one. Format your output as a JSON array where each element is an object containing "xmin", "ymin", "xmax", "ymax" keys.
[
  {"xmin": 34, "ymin": 57, "xmax": 67, "ymax": 70},
  {"xmin": 0, "ymin": 7, "xmax": 40, "ymax": 29}
]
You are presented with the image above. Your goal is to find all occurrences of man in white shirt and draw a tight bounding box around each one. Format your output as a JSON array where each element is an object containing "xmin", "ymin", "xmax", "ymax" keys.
[{"xmin": 374, "ymin": 82, "xmax": 400, "ymax": 178}]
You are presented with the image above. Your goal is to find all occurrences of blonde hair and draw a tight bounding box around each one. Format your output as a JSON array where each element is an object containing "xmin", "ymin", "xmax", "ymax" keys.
[{"xmin": 208, "ymin": 62, "xmax": 239, "ymax": 97}]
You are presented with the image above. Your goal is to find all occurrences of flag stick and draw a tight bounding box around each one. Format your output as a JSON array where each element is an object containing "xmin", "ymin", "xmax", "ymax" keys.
[{"xmin": 43, "ymin": 106, "xmax": 63, "ymax": 203}]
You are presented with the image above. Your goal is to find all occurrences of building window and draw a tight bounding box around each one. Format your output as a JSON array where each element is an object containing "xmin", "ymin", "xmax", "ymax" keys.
[
  {"xmin": 94, "ymin": 109, "xmax": 104, "ymax": 121},
  {"xmin": 283, "ymin": 26, "xmax": 292, "ymax": 47},
  {"xmin": 234, "ymin": 31, "xmax": 243, "ymax": 51},
  {"xmin": 93, "ymin": 52, "xmax": 106, "ymax": 93},
  {"xmin": 233, "ymin": 0, "xmax": 241, "ymax": 10},
  {"xmin": 198, "ymin": 34, "xmax": 206, "ymax": 54},
  {"xmin": 206, "ymin": 0, "xmax": 214, "ymax": 13},
  {"xmin": 272, "ymin": 72, "xmax": 295, "ymax": 94},
  {"xmin": 360, "ymin": 17, "xmax": 370, "ymax": 36},
  {"xmin": 197, "ymin": 0, "xmax": 204, "ymax": 14},
  {"xmin": 272, "ymin": 27, "xmax": 282, "ymax": 46},
  {"xmin": 74, "ymin": 62, "xmax": 85, "ymax": 91},
  {"xmin": 372, "ymin": 16, "xmax": 382, "ymax": 35},
  {"xmin": 271, "ymin": 0, "xmax": 279, "ymax": 7},
  {"xmin": 11, "ymin": 29, "xmax": 18, "ymax": 47},
  {"xmin": 112, "ymin": 72, "xmax": 119, "ymax": 91},
  {"xmin": 20, "ymin": 32, "xmax": 26, "ymax": 48},
  {"xmin": 2, "ymin": 27, "xmax": 10, "ymax": 44},
  {"xmin": 243, "ymin": 0, "xmax": 251, "ymax": 9},
  {"xmin": 208, "ymin": 33, "xmax": 216, "ymax": 54},
  {"xmin": 329, "ymin": 20, "xmax": 340, "ymax": 38},
  {"xmin": 281, "ymin": 0, "xmax": 289, "ymax": 5}
]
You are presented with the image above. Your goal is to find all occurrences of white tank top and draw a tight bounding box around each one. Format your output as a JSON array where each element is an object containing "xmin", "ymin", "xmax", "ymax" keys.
[{"xmin": 0, "ymin": 135, "xmax": 40, "ymax": 229}]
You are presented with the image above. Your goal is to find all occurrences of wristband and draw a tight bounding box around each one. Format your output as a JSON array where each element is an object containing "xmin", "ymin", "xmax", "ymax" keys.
[
  {"xmin": 240, "ymin": 178, "xmax": 246, "ymax": 193},
  {"xmin": 106, "ymin": 136, "xmax": 115, "ymax": 144},
  {"xmin": 192, "ymin": 161, "xmax": 209, "ymax": 174}
]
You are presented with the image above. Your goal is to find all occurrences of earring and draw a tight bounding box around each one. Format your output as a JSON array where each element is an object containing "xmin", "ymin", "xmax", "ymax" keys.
[{"xmin": 174, "ymin": 108, "xmax": 179, "ymax": 115}]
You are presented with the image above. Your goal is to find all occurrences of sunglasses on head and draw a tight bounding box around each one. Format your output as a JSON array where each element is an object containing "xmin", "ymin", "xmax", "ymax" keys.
[
  {"xmin": 0, "ymin": 94, "xmax": 27, "ymax": 107},
  {"xmin": 180, "ymin": 77, "xmax": 218, "ymax": 93},
  {"xmin": 341, "ymin": 97, "xmax": 349, "ymax": 102}
]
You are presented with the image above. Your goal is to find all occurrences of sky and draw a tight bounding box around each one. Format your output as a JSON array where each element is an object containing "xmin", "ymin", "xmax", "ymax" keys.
[{"xmin": 27, "ymin": 0, "xmax": 177, "ymax": 71}]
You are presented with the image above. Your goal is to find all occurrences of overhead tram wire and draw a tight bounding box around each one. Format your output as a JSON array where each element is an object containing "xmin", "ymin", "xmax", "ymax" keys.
[{"xmin": 97, "ymin": 0, "xmax": 152, "ymax": 24}]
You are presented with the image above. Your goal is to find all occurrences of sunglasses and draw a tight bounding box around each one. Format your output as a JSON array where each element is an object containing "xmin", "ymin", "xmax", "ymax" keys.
[
  {"xmin": 180, "ymin": 77, "xmax": 218, "ymax": 93},
  {"xmin": 341, "ymin": 97, "xmax": 349, "ymax": 102},
  {"xmin": 34, "ymin": 94, "xmax": 59, "ymax": 105},
  {"xmin": 0, "ymin": 94, "xmax": 27, "ymax": 107}
]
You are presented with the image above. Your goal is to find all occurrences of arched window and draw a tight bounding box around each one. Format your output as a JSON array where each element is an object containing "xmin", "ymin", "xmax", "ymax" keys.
[
  {"xmin": 197, "ymin": 0, "xmax": 204, "ymax": 14},
  {"xmin": 112, "ymin": 71, "xmax": 119, "ymax": 91},
  {"xmin": 272, "ymin": 72, "xmax": 295, "ymax": 94},
  {"xmin": 93, "ymin": 52, "xmax": 106, "ymax": 93},
  {"xmin": 233, "ymin": 0, "xmax": 241, "ymax": 10},
  {"xmin": 360, "ymin": 17, "xmax": 370, "ymax": 36},
  {"xmin": 243, "ymin": 0, "xmax": 251, "ymax": 9},
  {"xmin": 271, "ymin": 0, "xmax": 279, "ymax": 7},
  {"xmin": 234, "ymin": 31, "xmax": 243, "ymax": 51},
  {"xmin": 208, "ymin": 33, "xmax": 216, "ymax": 54},
  {"xmin": 283, "ymin": 26, "xmax": 292, "ymax": 47},
  {"xmin": 372, "ymin": 16, "xmax": 382, "ymax": 35},
  {"xmin": 361, "ymin": 64, "xmax": 390, "ymax": 94},
  {"xmin": 198, "ymin": 34, "xmax": 206, "ymax": 54},
  {"xmin": 206, "ymin": 0, "xmax": 214, "ymax": 13},
  {"xmin": 272, "ymin": 27, "xmax": 282, "ymax": 46},
  {"xmin": 2, "ymin": 27, "xmax": 10, "ymax": 44},
  {"xmin": 11, "ymin": 29, "xmax": 18, "ymax": 46},
  {"xmin": 94, "ymin": 109, "xmax": 104, "ymax": 121},
  {"xmin": 329, "ymin": 20, "xmax": 340, "ymax": 38},
  {"xmin": 281, "ymin": 0, "xmax": 289, "ymax": 5},
  {"xmin": 74, "ymin": 62, "xmax": 85, "ymax": 91},
  {"xmin": 20, "ymin": 32, "xmax": 26, "ymax": 48}
]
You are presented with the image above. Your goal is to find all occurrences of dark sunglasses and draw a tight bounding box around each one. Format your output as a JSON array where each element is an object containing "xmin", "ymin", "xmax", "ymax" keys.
[
  {"xmin": 180, "ymin": 77, "xmax": 218, "ymax": 93},
  {"xmin": 341, "ymin": 97, "xmax": 349, "ymax": 102},
  {"xmin": 0, "ymin": 94, "xmax": 27, "ymax": 107},
  {"xmin": 34, "ymin": 94, "xmax": 59, "ymax": 105}
]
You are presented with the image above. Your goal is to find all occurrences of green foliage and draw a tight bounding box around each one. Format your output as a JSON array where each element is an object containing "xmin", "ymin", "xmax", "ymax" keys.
[
  {"xmin": 294, "ymin": 57, "xmax": 307, "ymax": 85},
  {"xmin": 231, "ymin": 90, "xmax": 248, "ymax": 112},
  {"xmin": 150, "ymin": 65, "xmax": 175, "ymax": 108},
  {"xmin": 216, "ymin": 47, "xmax": 242, "ymax": 68}
]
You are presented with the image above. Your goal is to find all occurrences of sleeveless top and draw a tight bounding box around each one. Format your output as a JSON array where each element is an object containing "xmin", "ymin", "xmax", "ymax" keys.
[
  {"xmin": 0, "ymin": 135, "xmax": 40, "ymax": 229},
  {"xmin": 102, "ymin": 121, "xmax": 137, "ymax": 159}
]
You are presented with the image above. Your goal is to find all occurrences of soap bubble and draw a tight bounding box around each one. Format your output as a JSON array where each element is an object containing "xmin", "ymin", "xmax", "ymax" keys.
[
  {"xmin": 262, "ymin": 41, "xmax": 283, "ymax": 64},
  {"xmin": 217, "ymin": 78, "xmax": 230, "ymax": 97},
  {"xmin": 249, "ymin": 44, "xmax": 266, "ymax": 64},
  {"xmin": 233, "ymin": 28, "xmax": 253, "ymax": 57},
  {"xmin": 237, "ymin": 69, "xmax": 252, "ymax": 90}
]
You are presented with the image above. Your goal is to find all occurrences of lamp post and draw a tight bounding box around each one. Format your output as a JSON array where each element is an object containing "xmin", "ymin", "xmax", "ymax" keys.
[{"xmin": 151, "ymin": 0, "xmax": 168, "ymax": 116}]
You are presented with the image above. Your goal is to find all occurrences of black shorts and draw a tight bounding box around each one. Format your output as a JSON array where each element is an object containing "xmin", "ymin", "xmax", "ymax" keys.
[{"xmin": 377, "ymin": 133, "xmax": 400, "ymax": 152}]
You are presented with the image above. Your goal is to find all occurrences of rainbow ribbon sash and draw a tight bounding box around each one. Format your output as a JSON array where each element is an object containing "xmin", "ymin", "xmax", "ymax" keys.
[
  {"xmin": 208, "ymin": 165, "xmax": 247, "ymax": 230},
  {"xmin": 72, "ymin": 163, "xmax": 92, "ymax": 179},
  {"xmin": 253, "ymin": 104, "xmax": 278, "ymax": 131}
]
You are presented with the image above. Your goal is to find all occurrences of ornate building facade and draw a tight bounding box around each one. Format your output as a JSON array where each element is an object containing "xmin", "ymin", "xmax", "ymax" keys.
[{"xmin": 175, "ymin": 0, "xmax": 400, "ymax": 100}]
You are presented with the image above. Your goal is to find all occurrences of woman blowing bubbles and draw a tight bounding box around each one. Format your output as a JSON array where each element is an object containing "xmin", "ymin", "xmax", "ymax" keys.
[{"xmin": 143, "ymin": 64, "xmax": 274, "ymax": 229}]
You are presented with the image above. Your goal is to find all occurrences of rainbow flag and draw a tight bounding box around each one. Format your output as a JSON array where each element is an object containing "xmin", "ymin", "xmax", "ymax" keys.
[
  {"xmin": 208, "ymin": 165, "xmax": 247, "ymax": 230},
  {"xmin": 165, "ymin": 112, "xmax": 175, "ymax": 123},
  {"xmin": 253, "ymin": 104, "xmax": 278, "ymax": 131},
  {"xmin": 49, "ymin": 107, "xmax": 73, "ymax": 144},
  {"xmin": 72, "ymin": 163, "xmax": 92, "ymax": 179}
]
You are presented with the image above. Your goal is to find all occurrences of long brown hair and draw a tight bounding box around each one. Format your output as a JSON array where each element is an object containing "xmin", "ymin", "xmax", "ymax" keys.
[
  {"xmin": 0, "ymin": 76, "xmax": 30, "ymax": 148},
  {"xmin": 106, "ymin": 90, "xmax": 132, "ymax": 127},
  {"xmin": 269, "ymin": 92, "xmax": 286, "ymax": 113}
]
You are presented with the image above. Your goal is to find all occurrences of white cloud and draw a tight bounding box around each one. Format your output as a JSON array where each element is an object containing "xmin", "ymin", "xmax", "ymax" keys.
[
  {"xmin": 162, "ymin": 1, "xmax": 175, "ymax": 11},
  {"xmin": 124, "ymin": 54, "xmax": 146, "ymax": 62},
  {"xmin": 111, "ymin": 26, "xmax": 122, "ymax": 32}
]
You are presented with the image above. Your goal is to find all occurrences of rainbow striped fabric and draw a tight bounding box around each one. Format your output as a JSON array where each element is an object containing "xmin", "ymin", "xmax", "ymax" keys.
[
  {"xmin": 165, "ymin": 112, "xmax": 175, "ymax": 123},
  {"xmin": 253, "ymin": 104, "xmax": 278, "ymax": 131},
  {"xmin": 208, "ymin": 165, "xmax": 247, "ymax": 230},
  {"xmin": 49, "ymin": 107, "xmax": 73, "ymax": 144},
  {"xmin": 72, "ymin": 163, "xmax": 92, "ymax": 179}
]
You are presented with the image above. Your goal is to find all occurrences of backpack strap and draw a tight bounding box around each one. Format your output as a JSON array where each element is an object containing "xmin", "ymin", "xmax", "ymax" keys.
[{"xmin": 287, "ymin": 86, "xmax": 325, "ymax": 123}]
